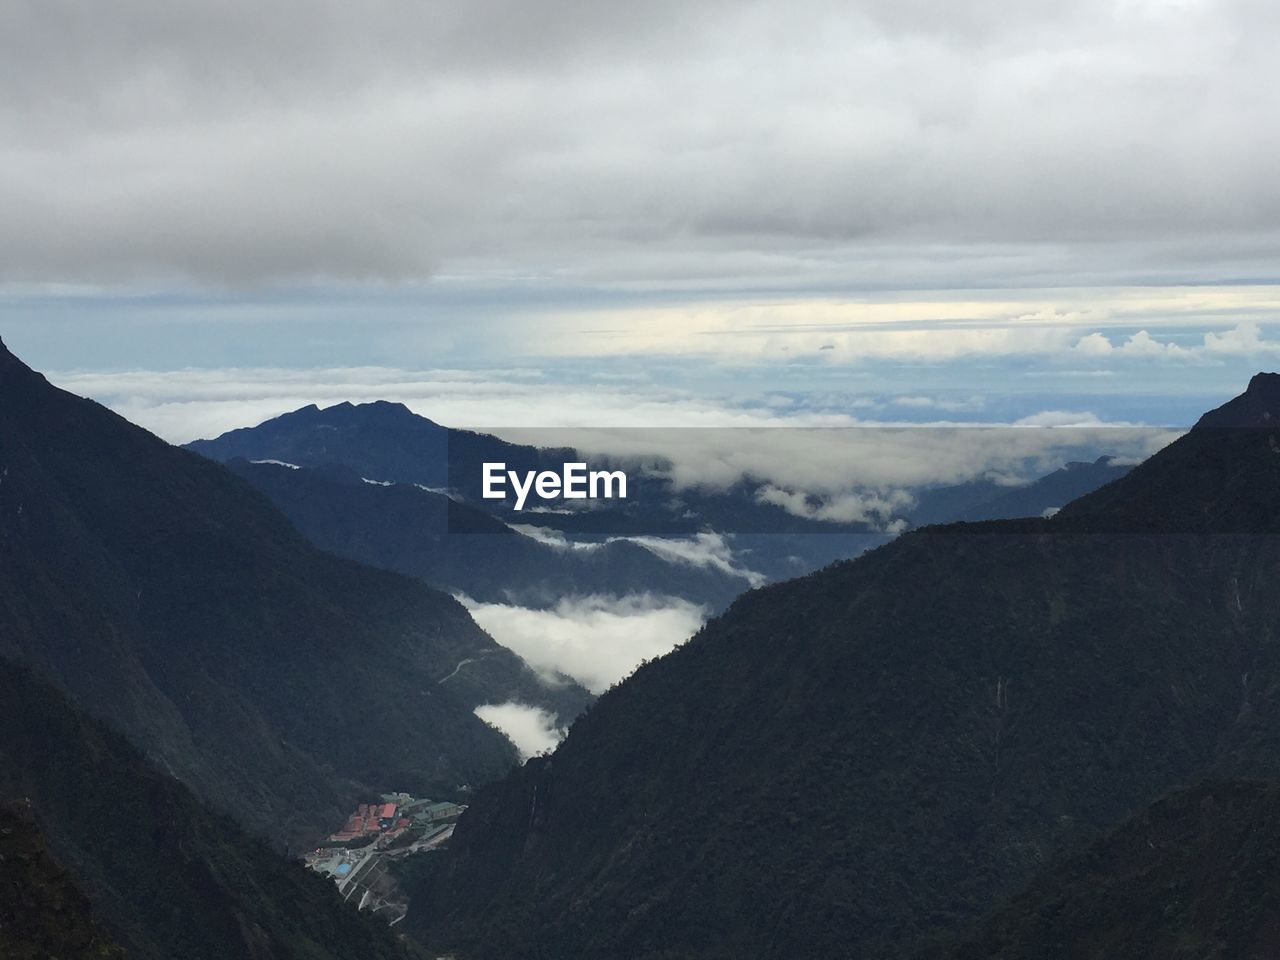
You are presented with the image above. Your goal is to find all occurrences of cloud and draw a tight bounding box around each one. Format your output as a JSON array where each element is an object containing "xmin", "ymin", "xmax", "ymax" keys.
[
  {"xmin": 755, "ymin": 484, "xmax": 915, "ymax": 528},
  {"xmin": 46, "ymin": 362, "xmax": 1181, "ymax": 513},
  {"xmin": 1073, "ymin": 322, "xmax": 1280, "ymax": 362},
  {"xmin": 2, "ymin": 0, "xmax": 1280, "ymax": 289},
  {"xmin": 1203, "ymin": 320, "xmax": 1280, "ymax": 354},
  {"xmin": 43, "ymin": 364, "xmax": 774, "ymax": 443},
  {"xmin": 523, "ymin": 422, "xmax": 1176, "ymax": 512},
  {"xmin": 459, "ymin": 593, "xmax": 706, "ymax": 695},
  {"xmin": 1074, "ymin": 332, "xmax": 1115, "ymax": 356},
  {"xmin": 622, "ymin": 533, "xmax": 766, "ymax": 586},
  {"xmin": 507, "ymin": 524, "xmax": 602, "ymax": 551},
  {"xmin": 473, "ymin": 702, "xmax": 565, "ymax": 760}
]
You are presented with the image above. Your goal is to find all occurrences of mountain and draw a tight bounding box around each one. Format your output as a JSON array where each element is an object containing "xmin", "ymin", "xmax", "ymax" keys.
[
  {"xmin": 187, "ymin": 400, "xmax": 563, "ymax": 498},
  {"xmin": 0, "ymin": 657, "xmax": 424, "ymax": 960},
  {"xmin": 0, "ymin": 801, "xmax": 125, "ymax": 960},
  {"xmin": 223, "ymin": 459, "xmax": 754, "ymax": 610},
  {"xmin": 955, "ymin": 456, "xmax": 1131, "ymax": 522},
  {"xmin": 1054, "ymin": 372, "xmax": 1280, "ymax": 533},
  {"xmin": 400, "ymin": 373, "xmax": 1280, "ymax": 960},
  {"xmin": 933, "ymin": 779, "xmax": 1280, "ymax": 959},
  {"xmin": 187, "ymin": 401, "xmax": 882, "ymax": 536},
  {"xmin": 0, "ymin": 337, "xmax": 581, "ymax": 844},
  {"xmin": 188, "ymin": 403, "xmax": 1129, "ymax": 609}
]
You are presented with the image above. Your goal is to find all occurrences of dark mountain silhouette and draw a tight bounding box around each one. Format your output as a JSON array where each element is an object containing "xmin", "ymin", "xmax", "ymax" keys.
[
  {"xmin": 955, "ymin": 456, "xmax": 1131, "ymax": 521},
  {"xmin": 187, "ymin": 399, "xmax": 563, "ymax": 498},
  {"xmin": 932, "ymin": 779, "xmax": 1280, "ymax": 959},
  {"xmin": 0, "ymin": 801, "xmax": 125, "ymax": 960},
  {"xmin": 400, "ymin": 373, "xmax": 1280, "ymax": 960},
  {"xmin": 0, "ymin": 337, "xmax": 576, "ymax": 844},
  {"xmin": 0, "ymin": 657, "xmax": 425, "ymax": 960},
  {"xmin": 903, "ymin": 456, "xmax": 1132, "ymax": 526}
]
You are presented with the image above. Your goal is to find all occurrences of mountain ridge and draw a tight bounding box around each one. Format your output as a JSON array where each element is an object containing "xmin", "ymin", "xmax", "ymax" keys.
[
  {"xmin": 402, "ymin": 373, "xmax": 1280, "ymax": 960},
  {"xmin": 0, "ymin": 338, "xmax": 567, "ymax": 843},
  {"xmin": 0, "ymin": 656, "xmax": 426, "ymax": 960}
]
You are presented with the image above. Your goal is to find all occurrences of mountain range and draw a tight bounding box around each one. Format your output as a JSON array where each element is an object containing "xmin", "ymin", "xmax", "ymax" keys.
[
  {"xmin": 0, "ymin": 336, "xmax": 586, "ymax": 846},
  {"xmin": 0, "ymin": 657, "xmax": 426, "ymax": 960},
  {"xmin": 187, "ymin": 401, "xmax": 1133, "ymax": 610},
  {"xmin": 932, "ymin": 778, "xmax": 1280, "ymax": 959},
  {"xmin": 400, "ymin": 373, "xmax": 1280, "ymax": 959},
  {"xmin": 6, "ymin": 329, "xmax": 1272, "ymax": 959},
  {"xmin": 223, "ymin": 458, "xmax": 756, "ymax": 610}
]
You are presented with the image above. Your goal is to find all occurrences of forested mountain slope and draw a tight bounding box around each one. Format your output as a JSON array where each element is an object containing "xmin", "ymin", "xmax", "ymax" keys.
[
  {"xmin": 0, "ymin": 337, "xmax": 575, "ymax": 843},
  {"xmin": 933, "ymin": 779, "xmax": 1280, "ymax": 960},
  {"xmin": 226, "ymin": 458, "xmax": 753, "ymax": 610},
  {"xmin": 0, "ymin": 658, "xmax": 425, "ymax": 960},
  {"xmin": 0, "ymin": 801, "xmax": 125, "ymax": 960},
  {"xmin": 403, "ymin": 373, "xmax": 1280, "ymax": 960}
]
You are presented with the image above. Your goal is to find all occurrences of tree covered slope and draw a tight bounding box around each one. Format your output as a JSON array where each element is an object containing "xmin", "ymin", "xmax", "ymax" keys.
[
  {"xmin": 0, "ymin": 337, "xmax": 570, "ymax": 843},
  {"xmin": 934, "ymin": 779, "xmax": 1280, "ymax": 960},
  {"xmin": 0, "ymin": 658, "xmax": 426, "ymax": 960},
  {"xmin": 402, "ymin": 374, "xmax": 1280, "ymax": 960},
  {"xmin": 0, "ymin": 801, "xmax": 125, "ymax": 960}
]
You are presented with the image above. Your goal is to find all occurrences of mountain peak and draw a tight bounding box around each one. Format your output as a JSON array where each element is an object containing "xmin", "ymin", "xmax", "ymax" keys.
[
  {"xmin": 1193, "ymin": 371, "xmax": 1280, "ymax": 429},
  {"xmin": 1054, "ymin": 373, "xmax": 1280, "ymax": 531},
  {"xmin": 0, "ymin": 335, "xmax": 49, "ymax": 393}
]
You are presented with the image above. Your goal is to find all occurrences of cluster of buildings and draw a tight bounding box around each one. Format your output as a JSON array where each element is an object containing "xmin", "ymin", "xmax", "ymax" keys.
[
  {"xmin": 327, "ymin": 793, "xmax": 463, "ymax": 845},
  {"xmin": 330, "ymin": 801, "xmax": 407, "ymax": 842},
  {"xmin": 301, "ymin": 792, "xmax": 465, "ymax": 925}
]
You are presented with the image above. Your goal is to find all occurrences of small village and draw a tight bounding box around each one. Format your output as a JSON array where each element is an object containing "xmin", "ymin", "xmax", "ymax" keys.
[{"xmin": 303, "ymin": 792, "xmax": 464, "ymax": 925}]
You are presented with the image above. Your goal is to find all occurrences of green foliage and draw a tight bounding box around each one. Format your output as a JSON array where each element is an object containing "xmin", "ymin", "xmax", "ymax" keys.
[
  {"xmin": 934, "ymin": 779, "xmax": 1280, "ymax": 959},
  {"xmin": 0, "ymin": 340, "xmax": 520, "ymax": 845},
  {"xmin": 0, "ymin": 802, "xmax": 125, "ymax": 960},
  {"xmin": 0, "ymin": 659, "xmax": 426, "ymax": 960}
]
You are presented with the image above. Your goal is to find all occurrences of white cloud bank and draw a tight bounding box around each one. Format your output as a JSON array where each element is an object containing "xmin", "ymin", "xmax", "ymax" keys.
[
  {"xmin": 473, "ymin": 702, "xmax": 565, "ymax": 760},
  {"xmin": 624, "ymin": 533, "xmax": 766, "ymax": 587},
  {"xmin": 461, "ymin": 593, "xmax": 707, "ymax": 695},
  {"xmin": 1074, "ymin": 322, "xmax": 1280, "ymax": 361},
  {"xmin": 44, "ymin": 363, "xmax": 1186, "ymax": 536}
]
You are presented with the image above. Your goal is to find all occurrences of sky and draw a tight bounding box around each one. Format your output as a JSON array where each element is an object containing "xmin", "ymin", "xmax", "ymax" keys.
[{"xmin": 3, "ymin": 0, "xmax": 1280, "ymax": 429}]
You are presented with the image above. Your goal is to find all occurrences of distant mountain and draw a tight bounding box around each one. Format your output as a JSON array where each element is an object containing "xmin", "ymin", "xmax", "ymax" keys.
[
  {"xmin": 956, "ymin": 456, "xmax": 1131, "ymax": 521},
  {"xmin": 933, "ymin": 779, "xmax": 1280, "ymax": 959},
  {"xmin": 188, "ymin": 403, "xmax": 1133, "ymax": 608},
  {"xmin": 401, "ymin": 374, "xmax": 1280, "ymax": 960},
  {"xmin": 0, "ymin": 337, "xmax": 581, "ymax": 844},
  {"xmin": 902, "ymin": 456, "xmax": 1132, "ymax": 526},
  {"xmin": 0, "ymin": 657, "xmax": 424, "ymax": 960},
  {"xmin": 224, "ymin": 459, "xmax": 754, "ymax": 610},
  {"xmin": 1055, "ymin": 373, "xmax": 1280, "ymax": 533},
  {"xmin": 187, "ymin": 400, "xmax": 563, "ymax": 498},
  {"xmin": 187, "ymin": 401, "xmax": 878, "ymax": 536}
]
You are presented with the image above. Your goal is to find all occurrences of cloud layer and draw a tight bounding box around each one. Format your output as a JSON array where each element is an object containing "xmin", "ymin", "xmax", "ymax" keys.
[
  {"xmin": 4, "ymin": 0, "xmax": 1280, "ymax": 289},
  {"xmin": 473, "ymin": 701, "xmax": 565, "ymax": 760},
  {"xmin": 461, "ymin": 593, "xmax": 707, "ymax": 695}
]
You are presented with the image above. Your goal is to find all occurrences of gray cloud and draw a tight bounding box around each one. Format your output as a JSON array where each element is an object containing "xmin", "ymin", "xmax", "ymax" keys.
[{"xmin": 3, "ymin": 0, "xmax": 1279, "ymax": 288}]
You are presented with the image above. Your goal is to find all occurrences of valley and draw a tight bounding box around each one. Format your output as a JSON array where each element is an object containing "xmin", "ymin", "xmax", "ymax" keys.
[{"xmin": 4, "ymin": 332, "xmax": 1279, "ymax": 960}]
